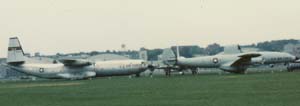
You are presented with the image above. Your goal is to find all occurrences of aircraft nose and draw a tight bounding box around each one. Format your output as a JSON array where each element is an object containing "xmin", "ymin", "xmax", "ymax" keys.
[{"xmin": 296, "ymin": 56, "xmax": 299, "ymax": 61}]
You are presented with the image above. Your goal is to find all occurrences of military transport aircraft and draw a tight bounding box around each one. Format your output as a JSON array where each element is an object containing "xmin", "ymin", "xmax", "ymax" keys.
[
  {"xmin": 160, "ymin": 45, "xmax": 299, "ymax": 76},
  {"xmin": 5, "ymin": 37, "xmax": 148, "ymax": 79}
]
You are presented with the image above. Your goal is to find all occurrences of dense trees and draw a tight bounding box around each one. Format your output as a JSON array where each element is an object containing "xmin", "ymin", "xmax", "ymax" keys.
[
  {"xmin": 205, "ymin": 43, "xmax": 224, "ymax": 55},
  {"xmin": 53, "ymin": 39, "xmax": 299, "ymax": 61},
  {"xmin": 171, "ymin": 46, "xmax": 206, "ymax": 58},
  {"xmin": 256, "ymin": 39, "xmax": 299, "ymax": 51}
]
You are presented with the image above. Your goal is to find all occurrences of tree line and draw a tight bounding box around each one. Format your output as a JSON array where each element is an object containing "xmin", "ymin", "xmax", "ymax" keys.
[{"xmin": 54, "ymin": 39, "xmax": 299, "ymax": 61}]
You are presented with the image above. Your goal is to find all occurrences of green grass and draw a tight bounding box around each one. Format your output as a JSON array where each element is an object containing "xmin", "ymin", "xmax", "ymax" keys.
[{"xmin": 1, "ymin": 72, "xmax": 300, "ymax": 106}]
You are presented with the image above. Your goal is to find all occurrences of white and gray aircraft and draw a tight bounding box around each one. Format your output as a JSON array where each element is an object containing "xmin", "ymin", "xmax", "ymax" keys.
[
  {"xmin": 5, "ymin": 37, "xmax": 148, "ymax": 79},
  {"xmin": 160, "ymin": 45, "xmax": 299, "ymax": 75}
]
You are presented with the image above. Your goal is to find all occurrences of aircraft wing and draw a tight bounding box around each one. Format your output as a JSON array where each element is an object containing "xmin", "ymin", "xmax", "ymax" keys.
[
  {"xmin": 59, "ymin": 59, "xmax": 92, "ymax": 67},
  {"xmin": 230, "ymin": 53, "xmax": 261, "ymax": 67}
]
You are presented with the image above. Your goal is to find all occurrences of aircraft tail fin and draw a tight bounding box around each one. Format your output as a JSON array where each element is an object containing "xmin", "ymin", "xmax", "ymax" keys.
[
  {"xmin": 7, "ymin": 37, "xmax": 26, "ymax": 64},
  {"xmin": 223, "ymin": 45, "xmax": 243, "ymax": 54},
  {"xmin": 161, "ymin": 48, "xmax": 177, "ymax": 65}
]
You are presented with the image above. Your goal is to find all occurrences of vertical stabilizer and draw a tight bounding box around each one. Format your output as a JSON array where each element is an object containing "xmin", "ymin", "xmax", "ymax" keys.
[
  {"xmin": 7, "ymin": 37, "xmax": 26, "ymax": 64},
  {"xmin": 161, "ymin": 48, "xmax": 177, "ymax": 65},
  {"xmin": 223, "ymin": 45, "xmax": 243, "ymax": 54}
]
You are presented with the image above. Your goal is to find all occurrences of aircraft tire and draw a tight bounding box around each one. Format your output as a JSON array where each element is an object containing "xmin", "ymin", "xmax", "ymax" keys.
[{"xmin": 135, "ymin": 73, "xmax": 141, "ymax": 77}]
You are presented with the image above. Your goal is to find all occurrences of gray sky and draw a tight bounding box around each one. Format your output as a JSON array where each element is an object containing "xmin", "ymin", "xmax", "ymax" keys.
[{"xmin": 0, "ymin": 0, "xmax": 299, "ymax": 57}]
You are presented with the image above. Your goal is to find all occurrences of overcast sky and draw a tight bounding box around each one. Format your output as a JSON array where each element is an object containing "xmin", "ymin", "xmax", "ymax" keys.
[{"xmin": 0, "ymin": 0, "xmax": 299, "ymax": 57}]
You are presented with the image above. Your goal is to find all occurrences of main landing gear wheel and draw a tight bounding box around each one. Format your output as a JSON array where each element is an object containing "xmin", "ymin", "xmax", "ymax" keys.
[
  {"xmin": 165, "ymin": 69, "xmax": 171, "ymax": 77},
  {"xmin": 135, "ymin": 73, "xmax": 141, "ymax": 77},
  {"xmin": 149, "ymin": 68, "xmax": 155, "ymax": 77},
  {"xmin": 179, "ymin": 72, "xmax": 185, "ymax": 75},
  {"xmin": 191, "ymin": 69, "xmax": 198, "ymax": 75}
]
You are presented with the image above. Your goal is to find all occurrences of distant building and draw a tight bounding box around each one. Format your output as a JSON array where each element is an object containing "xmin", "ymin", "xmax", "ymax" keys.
[
  {"xmin": 24, "ymin": 53, "xmax": 31, "ymax": 57},
  {"xmin": 34, "ymin": 52, "xmax": 41, "ymax": 57}
]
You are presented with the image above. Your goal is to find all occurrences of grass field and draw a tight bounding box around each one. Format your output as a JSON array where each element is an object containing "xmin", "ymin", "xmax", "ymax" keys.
[{"xmin": 0, "ymin": 72, "xmax": 300, "ymax": 106}]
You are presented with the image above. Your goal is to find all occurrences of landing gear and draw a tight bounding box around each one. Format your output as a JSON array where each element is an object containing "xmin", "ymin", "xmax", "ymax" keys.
[
  {"xmin": 237, "ymin": 70, "xmax": 246, "ymax": 74},
  {"xmin": 192, "ymin": 71, "xmax": 197, "ymax": 75},
  {"xmin": 149, "ymin": 68, "xmax": 155, "ymax": 77},
  {"xmin": 287, "ymin": 67, "xmax": 294, "ymax": 72},
  {"xmin": 191, "ymin": 68, "xmax": 198, "ymax": 75},
  {"xmin": 149, "ymin": 72, "xmax": 153, "ymax": 78},
  {"xmin": 287, "ymin": 69, "xmax": 293, "ymax": 72},
  {"xmin": 179, "ymin": 72, "xmax": 185, "ymax": 75},
  {"xmin": 165, "ymin": 69, "xmax": 171, "ymax": 77},
  {"xmin": 135, "ymin": 73, "xmax": 141, "ymax": 77}
]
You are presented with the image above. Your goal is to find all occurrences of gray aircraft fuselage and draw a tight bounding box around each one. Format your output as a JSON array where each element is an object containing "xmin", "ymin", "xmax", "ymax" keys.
[
  {"xmin": 8, "ymin": 59, "xmax": 147, "ymax": 79},
  {"xmin": 5, "ymin": 37, "xmax": 149, "ymax": 79},
  {"xmin": 176, "ymin": 52, "xmax": 297, "ymax": 73}
]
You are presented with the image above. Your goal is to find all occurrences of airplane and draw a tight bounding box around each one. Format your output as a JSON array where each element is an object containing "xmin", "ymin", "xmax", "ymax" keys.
[
  {"xmin": 159, "ymin": 45, "xmax": 299, "ymax": 76},
  {"xmin": 5, "ymin": 37, "xmax": 149, "ymax": 79}
]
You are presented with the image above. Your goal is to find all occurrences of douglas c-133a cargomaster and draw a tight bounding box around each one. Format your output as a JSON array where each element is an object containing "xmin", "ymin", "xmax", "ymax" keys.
[{"xmin": 4, "ymin": 37, "xmax": 149, "ymax": 80}]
